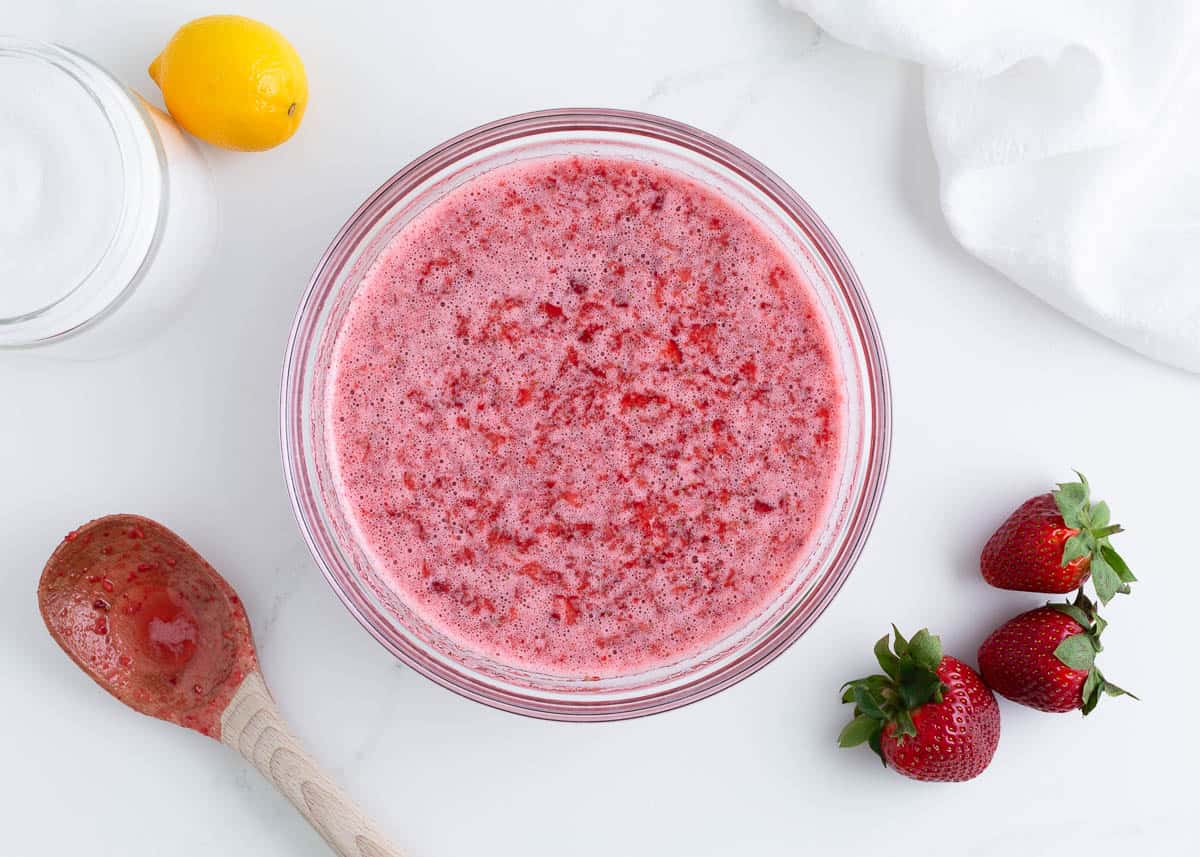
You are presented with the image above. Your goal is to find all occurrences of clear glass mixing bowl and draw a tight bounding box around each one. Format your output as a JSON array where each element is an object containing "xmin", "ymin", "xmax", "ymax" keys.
[{"xmin": 282, "ymin": 109, "xmax": 890, "ymax": 721}]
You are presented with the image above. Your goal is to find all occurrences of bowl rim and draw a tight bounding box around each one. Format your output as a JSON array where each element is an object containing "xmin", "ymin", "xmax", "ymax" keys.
[{"xmin": 281, "ymin": 107, "xmax": 892, "ymax": 721}]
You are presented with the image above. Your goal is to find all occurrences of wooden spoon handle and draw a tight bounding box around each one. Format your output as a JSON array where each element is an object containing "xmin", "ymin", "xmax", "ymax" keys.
[{"xmin": 221, "ymin": 672, "xmax": 403, "ymax": 857}]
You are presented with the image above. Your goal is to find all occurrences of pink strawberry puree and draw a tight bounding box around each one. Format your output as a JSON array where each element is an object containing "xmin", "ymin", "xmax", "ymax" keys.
[{"xmin": 326, "ymin": 155, "xmax": 843, "ymax": 676}]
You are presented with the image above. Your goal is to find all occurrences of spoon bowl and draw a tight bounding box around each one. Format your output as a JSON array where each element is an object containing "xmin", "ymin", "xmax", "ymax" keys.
[{"xmin": 39, "ymin": 514, "xmax": 256, "ymax": 736}]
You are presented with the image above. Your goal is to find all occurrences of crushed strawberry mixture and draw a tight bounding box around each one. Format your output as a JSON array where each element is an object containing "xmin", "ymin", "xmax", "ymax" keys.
[{"xmin": 327, "ymin": 155, "xmax": 842, "ymax": 675}]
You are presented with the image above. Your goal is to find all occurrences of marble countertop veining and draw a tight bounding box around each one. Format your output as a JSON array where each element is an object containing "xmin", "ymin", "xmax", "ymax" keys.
[{"xmin": 3, "ymin": 1, "xmax": 1196, "ymax": 854}]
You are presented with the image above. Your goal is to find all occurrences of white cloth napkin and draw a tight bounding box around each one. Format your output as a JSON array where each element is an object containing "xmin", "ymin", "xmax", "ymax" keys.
[{"xmin": 782, "ymin": 0, "xmax": 1200, "ymax": 373}]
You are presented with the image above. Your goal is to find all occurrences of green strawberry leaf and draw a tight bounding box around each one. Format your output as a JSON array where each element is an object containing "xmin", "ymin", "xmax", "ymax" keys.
[
  {"xmin": 867, "ymin": 727, "xmax": 884, "ymax": 764},
  {"xmin": 895, "ymin": 709, "xmax": 917, "ymax": 740},
  {"xmin": 1081, "ymin": 667, "xmax": 1100, "ymax": 707},
  {"xmin": 874, "ymin": 635, "xmax": 900, "ymax": 679},
  {"xmin": 891, "ymin": 625, "xmax": 909, "ymax": 658},
  {"xmin": 1054, "ymin": 634, "xmax": 1097, "ymax": 671},
  {"xmin": 897, "ymin": 662, "xmax": 944, "ymax": 710},
  {"xmin": 1055, "ymin": 480, "xmax": 1087, "ymax": 503},
  {"xmin": 1062, "ymin": 533, "xmax": 1091, "ymax": 565},
  {"xmin": 1089, "ymin": 500, "xmax": 1111, "ymax": 529},
  {"xmin": 1103, "ymin": 683, "xmax": 1127, "ymax": 698},
  {"xmin": 1091, "ymin": 554, "xmax": 1121, "ymax": 604},
  {"xmin": 907, "ymin": 629, "xmax": 943, "ymax": 672},
  {"xmin": 1101, "ymin": 544, "xmax": 1136, "ymax": 583},
  {"xmin": 1054, "ymin": 480, "xmax": 1088, "ymax": 527},
  {"xmin": 1099, "ymin": 673, "xmax": 1138, "ymax": 700},
  {"xmin": 1082, "ymin": 668, "xmax": 1104, "ymax": 715},
  {"xmin": 842, "ymin": 675, "xmax": 891, "ymax": 702},
  {"xmin": 852, "ymin": 685, "xmax": 887, "ymax": 720},
  {"xmin": 838, "ymin": 715, "xmax": 880, "ymax": 748}
]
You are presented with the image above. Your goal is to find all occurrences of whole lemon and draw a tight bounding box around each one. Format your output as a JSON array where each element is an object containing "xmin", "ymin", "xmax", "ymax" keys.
[{"xmin": 149, "ymin": 15, "xmax": 307, "ymax": 152}]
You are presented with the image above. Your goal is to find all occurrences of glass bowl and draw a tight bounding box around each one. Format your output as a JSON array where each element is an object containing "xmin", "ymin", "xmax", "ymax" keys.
[{"xmin": 282, "ymin": 108, "xmax": 890, "ymax": 721}]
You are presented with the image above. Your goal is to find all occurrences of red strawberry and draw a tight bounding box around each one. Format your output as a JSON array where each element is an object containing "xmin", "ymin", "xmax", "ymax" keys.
[
  {"xmin": 978, "ymin": 593, "xmax": 1134, "ymax": 715},
  {"xmin": 980, "ymin": 472, "xmax": 1135, "ymax": 604},
  {"xmin": 839, "ymin": 627, "xmax": 1000, "ymax": 782}
]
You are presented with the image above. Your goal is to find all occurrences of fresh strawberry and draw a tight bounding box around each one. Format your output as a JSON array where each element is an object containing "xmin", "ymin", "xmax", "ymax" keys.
[
  {"xmin": 980, "ymin": 472, "xmax": 1135, "ymax": 604},
  {"xmin": 978, "ymin": 591, "xmax": 1134, "ymax": 715},
  {"xmin": 839, "ymin": 627, "xmax": 1000, "ymax": 782}
]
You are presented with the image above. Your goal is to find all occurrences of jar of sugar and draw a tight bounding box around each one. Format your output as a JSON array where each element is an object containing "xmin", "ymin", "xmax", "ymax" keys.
[{"xmin": 0, "ymin": 37, "xmax": 217, "ymax": 358}]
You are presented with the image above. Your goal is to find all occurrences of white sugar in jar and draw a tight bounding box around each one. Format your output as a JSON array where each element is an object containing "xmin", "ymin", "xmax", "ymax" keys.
[{"xmin": 0, "ymin": 37, "xmax": 217, "ymax": 357}]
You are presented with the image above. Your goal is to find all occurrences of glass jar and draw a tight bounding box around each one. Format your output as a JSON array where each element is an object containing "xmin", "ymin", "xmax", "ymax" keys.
[{"xmin": 0, "ymin": 37, "xmax": 216, "ymax": 357}]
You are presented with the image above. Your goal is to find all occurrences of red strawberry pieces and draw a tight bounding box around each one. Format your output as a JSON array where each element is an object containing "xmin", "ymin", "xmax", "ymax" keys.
[
  {"xmin": 978, "ymin": 592, "xmax": 1133, "ymax": 715},
  {"xmin": 980, "ymin": 473, "xmax": 1135, "ymax": 604},
  {"xmin": 840, "ymin": 628, "xmax": 1000, "ymax": 782}
]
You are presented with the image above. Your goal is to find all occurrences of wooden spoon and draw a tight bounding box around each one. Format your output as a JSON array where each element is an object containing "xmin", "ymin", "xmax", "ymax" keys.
[{"xmin": 37, "ymin": 514, "xmax": 402, "ymax": 857}]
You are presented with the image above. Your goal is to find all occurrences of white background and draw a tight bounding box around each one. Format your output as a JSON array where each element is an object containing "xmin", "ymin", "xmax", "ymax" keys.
[{"xmin": 4, "ymin": 1, "xmax": 1197, "ymax": 854}]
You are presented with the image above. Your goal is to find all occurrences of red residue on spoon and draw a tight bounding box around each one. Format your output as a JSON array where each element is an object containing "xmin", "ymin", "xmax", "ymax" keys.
[{"xmin": 37, "ymin": 514, "xmax": 257, "ymax": 739}]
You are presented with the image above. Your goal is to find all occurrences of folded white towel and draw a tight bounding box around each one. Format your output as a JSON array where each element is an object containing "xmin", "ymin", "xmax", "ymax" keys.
[{"xmin": 783, "ymin": 0, "xmax": 1200, "ymax": 373}]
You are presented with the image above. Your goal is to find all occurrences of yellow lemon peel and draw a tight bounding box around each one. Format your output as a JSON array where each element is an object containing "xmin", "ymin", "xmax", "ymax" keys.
[{"xmin": 149, "ymin": 15, "xmax": 307, "ymax": 152}]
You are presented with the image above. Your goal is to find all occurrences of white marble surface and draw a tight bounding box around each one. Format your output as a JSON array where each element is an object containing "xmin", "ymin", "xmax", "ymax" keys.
[{"xmin": 4, "ymin": 1, "xmax": 1197, "ymax": 854}]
